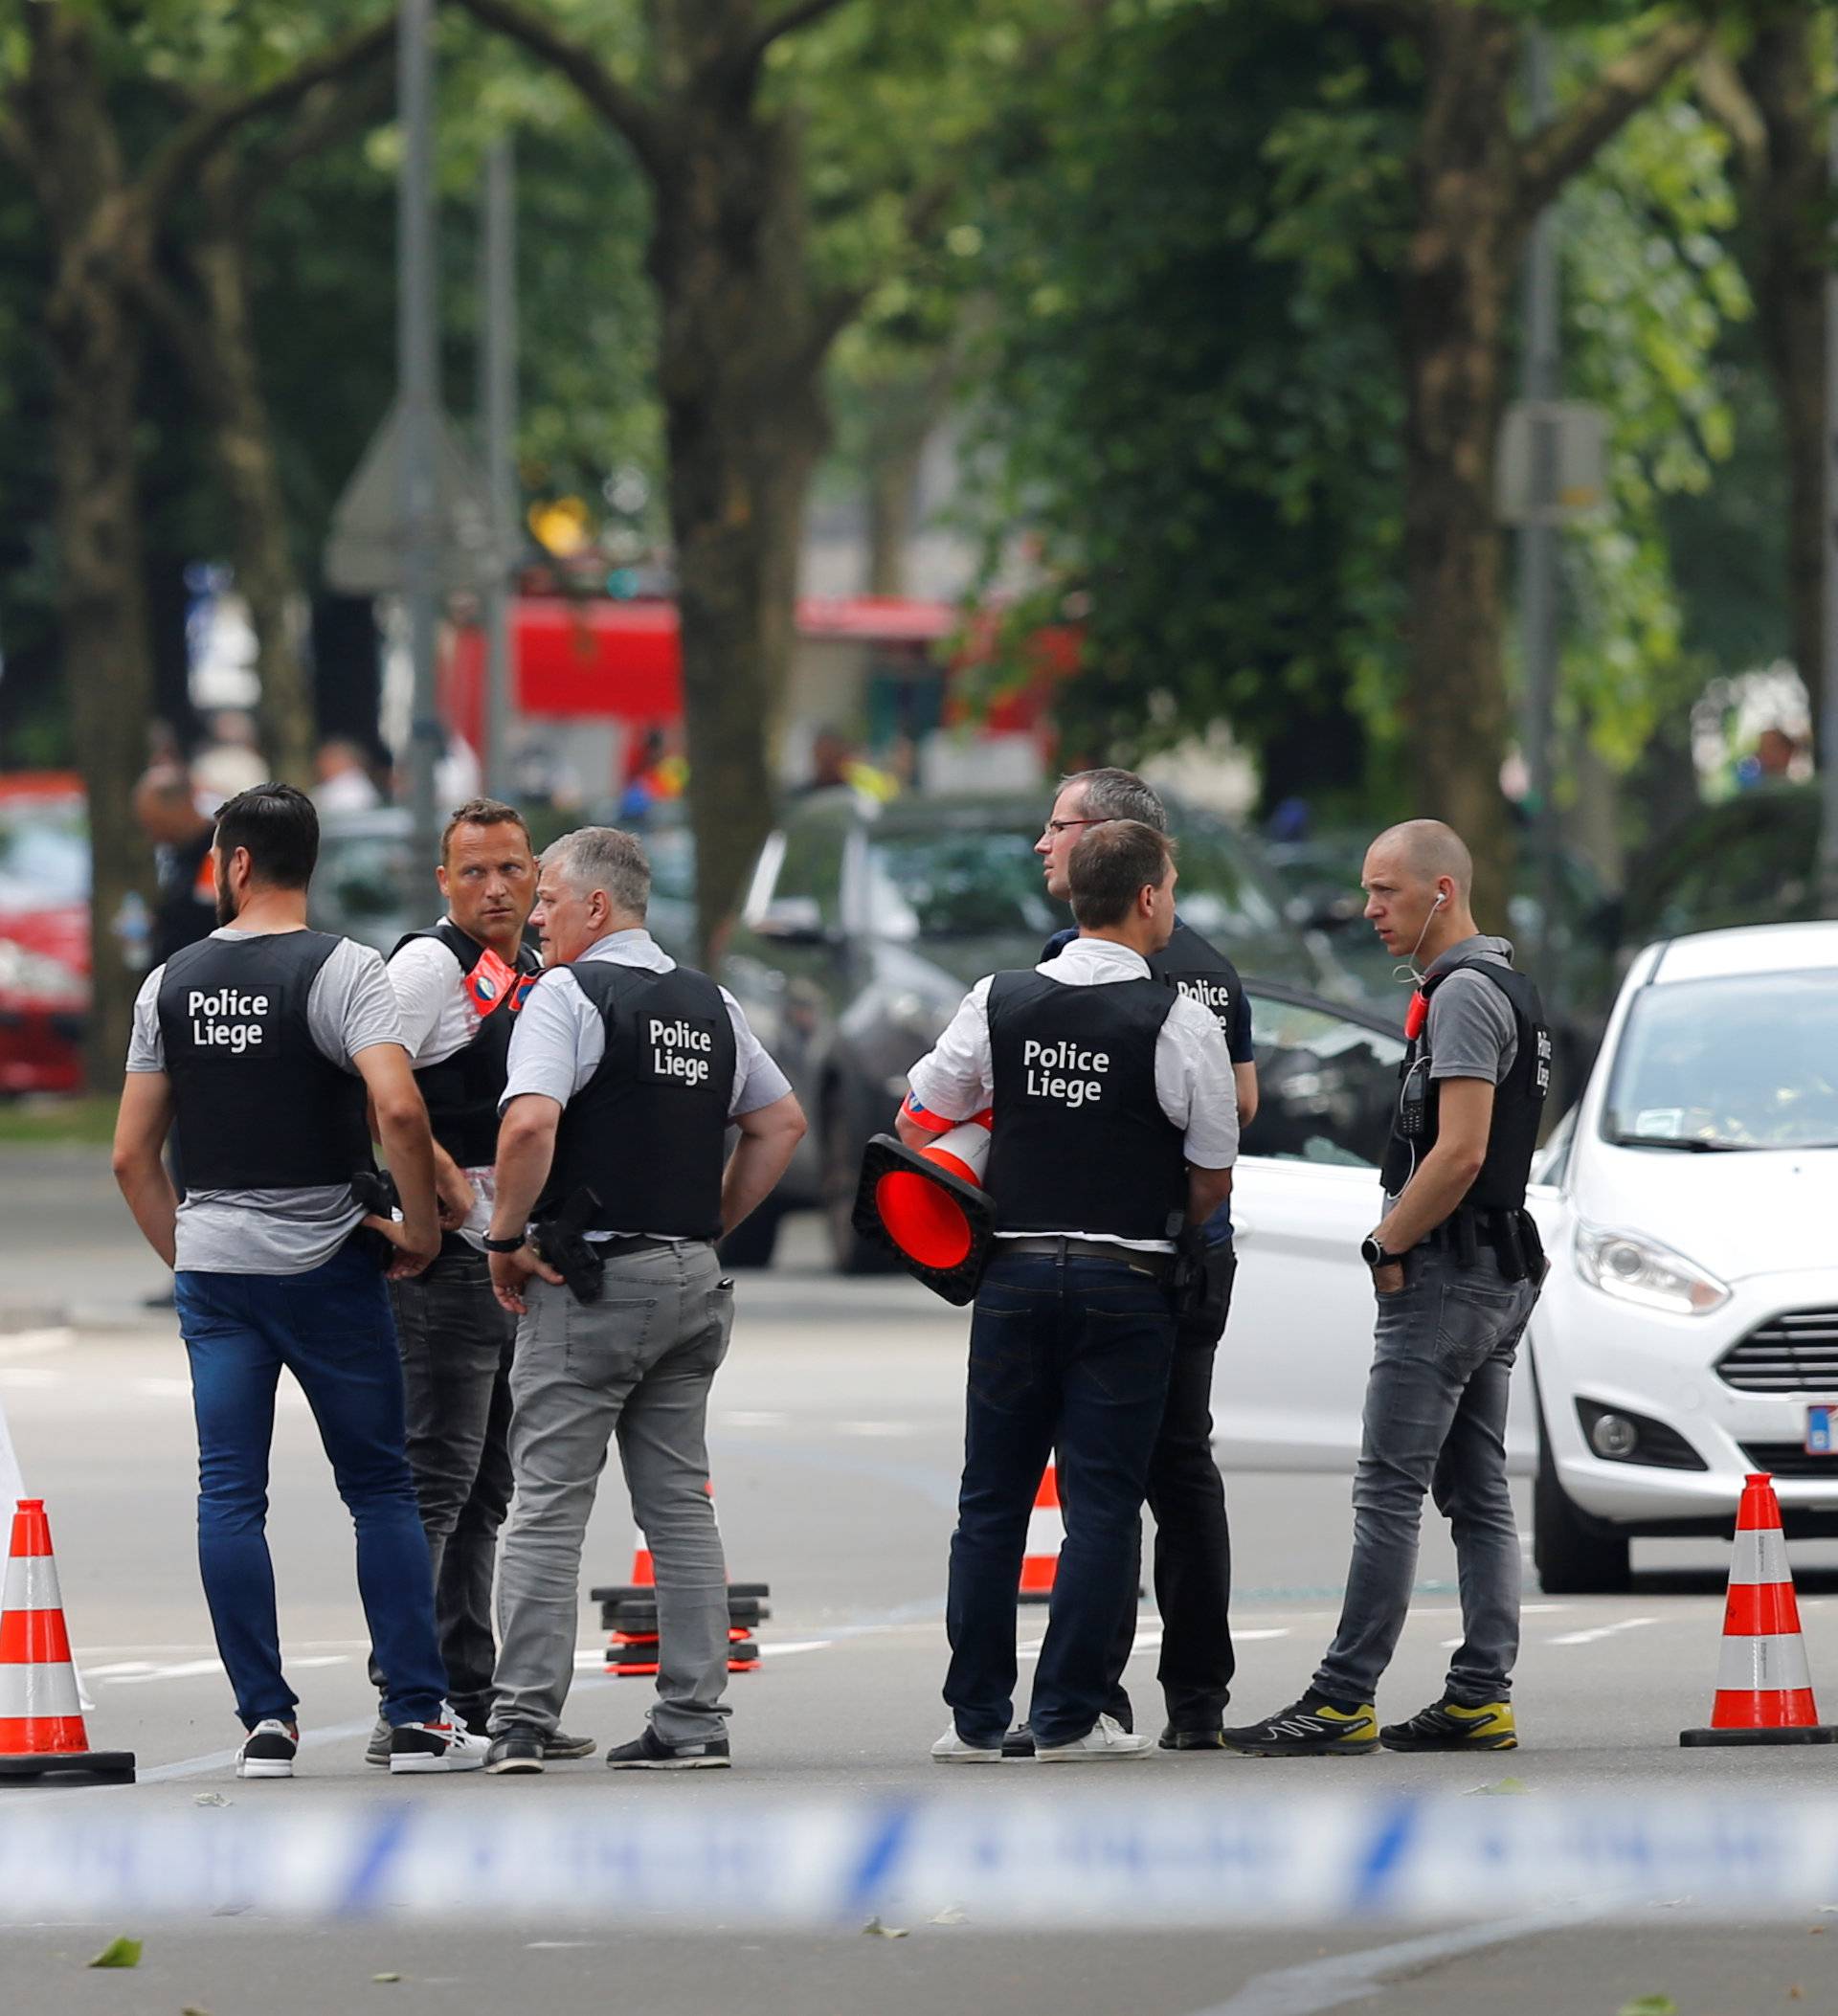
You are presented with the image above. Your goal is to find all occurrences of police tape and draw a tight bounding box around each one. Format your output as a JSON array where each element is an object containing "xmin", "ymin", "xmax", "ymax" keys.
[{"xmin": 2, "ymin": 1793, "xmax": 1838, "ymax": 1924}]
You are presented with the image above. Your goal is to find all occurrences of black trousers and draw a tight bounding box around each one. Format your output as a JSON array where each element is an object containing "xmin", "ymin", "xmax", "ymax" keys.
[
  {"xmin": 1101, "ymin": 1245, "xmax": 1237, "ymax": 1733},
  {"xmin": 367, "ymin": 1245, "xmax": 516, "ymax": 1723}
]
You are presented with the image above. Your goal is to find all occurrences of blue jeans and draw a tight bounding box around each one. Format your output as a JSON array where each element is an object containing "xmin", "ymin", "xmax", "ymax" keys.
[
  {"xmin": 945, "ymin": 1252, "xmax": 1176, "ymax": 1749},
  {"xmin": 175, "ymin": 1243, "xmax": 446, "ymax": 1730},
  {"xmin": 1313, "ymin": 1244, "xmax": 1540, "ymax": 1707}
]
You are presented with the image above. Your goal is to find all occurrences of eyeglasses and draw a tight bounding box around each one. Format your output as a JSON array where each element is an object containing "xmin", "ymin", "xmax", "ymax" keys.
[{"xmin": 1042, "ymin": 817, "xmax": 1115, "ymax": 838}]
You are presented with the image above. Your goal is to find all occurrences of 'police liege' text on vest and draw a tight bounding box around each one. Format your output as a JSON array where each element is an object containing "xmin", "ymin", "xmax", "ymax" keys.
[
  {"xmin": 538, "ymin": 960, "xmax": 736, "ymax": 1239},
  {"xmin": 156, "ymin": 931, "xmax": 370, "ymax": 1191},
  {"xmin": 985, "ymin": 970, "xmax": 1186, "ymax": 1240},
  {"xmin": 390, "ymin": 919, "xmax": 541, "ymax": 1168},
  {"xmin": 1378, "ymin": 956, "xmax": 1551, "ymax": 1211}
]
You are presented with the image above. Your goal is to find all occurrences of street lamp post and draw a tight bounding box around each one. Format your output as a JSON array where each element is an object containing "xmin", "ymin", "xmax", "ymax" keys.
[{"xmin": 481, "ymin": 138, "xmax": 518, "ymax": 803}]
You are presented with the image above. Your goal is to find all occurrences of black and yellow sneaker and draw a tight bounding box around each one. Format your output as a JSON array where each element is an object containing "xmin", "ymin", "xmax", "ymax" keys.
[
  {"xmin": 1378, "ymin": 1696, "xmax": 1516, "ymax": 1752},
  {"xmin": 1222, "ymin": 1692, "xmax": 1378, "ymax": 1757}
]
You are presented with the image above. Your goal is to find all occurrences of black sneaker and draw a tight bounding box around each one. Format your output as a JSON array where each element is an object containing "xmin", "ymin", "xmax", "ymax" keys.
[
  {"xmin": 1159, "ymin": 1724, "xmax": 1228, "ymax": 1751},
  {"xmin": 604, "ymin": 1726, "xmax": 730, "ymax": 1771},
  {"xmin": 1001, "ymin": 1723, "xmax": 1035, "ymax": 1759},
  {"xmin": 389, "ymin": 1702, "xmax": 490, "ymax": 1775},
  {"xmin": 485, "ymin": 1725, "xmax": 548, "ymax": 1775},
  {"xmin": 236, "ymin": 1717, "xmax": 299, "ymax": 1780},
  {"xmin": 544, "ymin": 1728, "xmax": 598, "ymax": 1761},
  {"xmin": 1223, "ymin": 1692, "xmax": 1378, "ymax": 1758},
  {"xmin": 1379, "ymin": 1697, "xmax": 1517, "ymax": 1752}
]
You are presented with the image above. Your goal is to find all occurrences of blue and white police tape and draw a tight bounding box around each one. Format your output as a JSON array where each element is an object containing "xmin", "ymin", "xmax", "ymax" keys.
[{"xmin": 2, "ymin": 1793, "xmax": 1838, "ymax": 1924}]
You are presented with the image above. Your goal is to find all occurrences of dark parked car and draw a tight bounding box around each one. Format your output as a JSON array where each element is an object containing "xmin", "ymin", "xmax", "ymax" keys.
[{"xmin": 715, "ymin": 788, "xmax": 1356, "ymax": 1269}]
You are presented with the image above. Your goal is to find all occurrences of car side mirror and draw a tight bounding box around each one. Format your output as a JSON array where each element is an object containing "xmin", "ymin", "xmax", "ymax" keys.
[{"xmin": 751, "ymin": 896, "xmax": 835, "ymax": 946}]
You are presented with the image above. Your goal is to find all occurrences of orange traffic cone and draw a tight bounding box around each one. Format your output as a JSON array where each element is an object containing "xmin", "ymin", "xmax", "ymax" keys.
[
  {"xmin": 0, "ymin": 1499, "xmax": 135, "ymax": 1783},
  {"xmin": 1681, "ymin": 1472, "xmax": 1837, "ymax": 1746},
  {"xmin": 1019, "ymin": 1463, "xmax": 1064, "ymax": 1603},
  {"xmin": 630, "ymin": 1527, "xmax": 656, "ymax": 1590}
]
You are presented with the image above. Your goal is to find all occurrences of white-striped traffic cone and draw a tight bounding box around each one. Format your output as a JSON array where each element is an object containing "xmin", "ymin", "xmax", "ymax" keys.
[
  {"xmin": 1681, "ymin": 1472, "xmax": 1837, "ymax": 1747},
  {"xmin": 1019, "ymin": 1463, "xmax": 1064, "ymax": 1603},
  {"xmin": 0, "ymin": 1499, "xmax": 134, "ymax": 1783}
]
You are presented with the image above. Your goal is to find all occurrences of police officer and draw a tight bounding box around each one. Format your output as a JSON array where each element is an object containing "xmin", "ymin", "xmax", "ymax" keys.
[
  {"xmin": 1022, "ymin": 767, "xmax": 1257, "ymax": 1753},
  {"xmin": 360, "ymin": 797, "xmax": 594, "ymax": 1768},
  {"xmin": 110, "ymin": 783, "xmax": 485, "ymax": 1779},
  {"xmin": 1226, "ymin": 819, "xmax": 1549, "ymax": 1757},
  {"xmin": 905, "ymin": 820, "xmax": 1237, "ymax": 1761},
  {"xmin": 479, "ymin": 828, "xmax": 806, "ymax": 1774}
]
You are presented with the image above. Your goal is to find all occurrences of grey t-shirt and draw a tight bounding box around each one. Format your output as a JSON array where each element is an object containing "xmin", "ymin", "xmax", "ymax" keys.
[
  {"xmin": 126, "ymin": 930, "xmax": 405, "ymax": 1275},
  {"xmin": 1423, "ymin": 933, "xmax": 1519, "ymax": 1085}
]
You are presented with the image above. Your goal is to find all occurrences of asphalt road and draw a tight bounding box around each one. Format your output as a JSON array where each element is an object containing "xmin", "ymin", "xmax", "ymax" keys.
[{"xmin": 4, "ymin": 1151, "xmax": 1838, "ymax": 2016}]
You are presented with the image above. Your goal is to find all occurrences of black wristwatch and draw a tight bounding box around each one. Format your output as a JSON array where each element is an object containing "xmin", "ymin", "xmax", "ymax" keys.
[
  {"xmin": 1360, "ymin": 1235, "xmax": 1401, "ymax": 1270},
  {"xmin": 482, "ymin": 1234, "xmax": 527, "ymax": 1254}
]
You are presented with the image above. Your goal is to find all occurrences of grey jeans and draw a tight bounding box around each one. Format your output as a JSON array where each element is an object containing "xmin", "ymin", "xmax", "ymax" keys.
[
  {"xmin": 490, "ymin": 1242, "xmax": 734, "ymax": 1743},
  {"xmin": 1313, "ymin": 1244, "xmax": 1540, "ymax": 1708}
]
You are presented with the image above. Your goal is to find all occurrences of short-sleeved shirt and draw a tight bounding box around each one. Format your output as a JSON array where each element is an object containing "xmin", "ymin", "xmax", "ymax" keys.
[
  {"xmin": 1423, "ymin": 934, "xmax": 1520, "ymax": 1085},
  {"xmin": 499, "ymin": 928, "xmax": 793, "ymax": 1242},
  {"xmin": 127, "ymin": 929, "xmax": 404, "ymax": 1275},
  {"xmin": 905, "ymin": 934, "xmax": 1238, "ymax": 1253}
]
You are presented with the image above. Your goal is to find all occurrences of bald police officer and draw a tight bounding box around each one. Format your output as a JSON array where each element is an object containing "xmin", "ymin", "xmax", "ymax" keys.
[{"xmin": 1226, "ymin": 820, "xmax": 1549, "ymax": 1758}]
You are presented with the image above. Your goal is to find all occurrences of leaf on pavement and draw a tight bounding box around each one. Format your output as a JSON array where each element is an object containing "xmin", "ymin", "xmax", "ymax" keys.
[
  {"xmin": 192, "ymin": 1792, "xmax": 230, "ymax": 1807},
  {"xmin": 87, "ymin": 1937, "xmax": 142, "ymax": 1969},
  {"xmin": 861, "ymin": 1917, "xmax": 909, "ymax": 1938},
  {"xmin": 372, "ymin": 1973, "xmax": 403, "ymax": 1983},
  {"xmin": 182, "ymin": 2005, "xmax": 213, "ymax": 2014},
  {"xmin": 1466, "ymin": 1777, "xmax": 1529, "ymax": 1797},
  {"xmin": 1616, "ymin": 1998, "xmax": 1677, "ymax": 2016},
  {"xmin": 929, "ymin": 1905, "xmax": 968, "ymax": 1925}
]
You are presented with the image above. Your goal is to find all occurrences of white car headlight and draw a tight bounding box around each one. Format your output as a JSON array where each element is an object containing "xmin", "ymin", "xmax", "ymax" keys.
[{"xmin": 1574, "ymin": 1221, "xmax": 1729, "ymax": 1316}]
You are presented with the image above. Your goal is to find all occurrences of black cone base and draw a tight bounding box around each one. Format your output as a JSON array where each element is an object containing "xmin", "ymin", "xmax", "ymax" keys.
[
  {"xmin": 0, "ymin": 1748, "xmax": 137, "ymax": 1783},
  {"xmin": 1679, "ymin": 1725, "xmax": 1838, "ymax": 1747},
  {"xmin": 853, "ymin": 1134, "xmax": 995, "ymax": 1306}
]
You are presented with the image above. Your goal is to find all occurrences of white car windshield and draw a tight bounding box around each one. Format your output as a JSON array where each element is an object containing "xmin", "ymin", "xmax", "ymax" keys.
[{"xmin": 1601, "ymin": 968, "xmax": 1838, "ymax": 1152}]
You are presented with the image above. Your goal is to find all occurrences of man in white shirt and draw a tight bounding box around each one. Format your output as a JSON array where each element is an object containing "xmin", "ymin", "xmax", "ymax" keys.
[
  {"xmin": 902, "ymin": 820, "xmax": 1237, "ymax": 1762},
  {"xmin": 479, "ymin": 828, "xmax": 806, "ymax": 1774}
]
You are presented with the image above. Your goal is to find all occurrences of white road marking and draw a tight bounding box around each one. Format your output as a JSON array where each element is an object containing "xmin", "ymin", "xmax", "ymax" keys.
[
  {"xmin": 1191, "ymin": 1905, "xmax": 1600, "ymax": 2015},
  {"xmin": 719, "ymin": 1410, "xmax": 791, "ymax": 1429},
  {"xmin": 0, "ymin": 1327, "xmax": 74, "ymax": 1360},
  {"xmin": 760, "ymin": 1640, "xmax": 833, "ymax": 1658},
  {"xmin": 108, "ymin": 1658, "xmax": 226, "ymax": 1685},
  {"xmin": 1547, "ymin": 1616, "xmax": 1659, "ymax": 1647},
  {"xmin": 836, "ymin": 1420, "xmax": 918, "ymax": 1438}
]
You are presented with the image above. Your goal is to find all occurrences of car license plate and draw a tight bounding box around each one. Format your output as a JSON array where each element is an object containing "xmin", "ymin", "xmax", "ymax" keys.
[{"xmin": 1807, "ymin": 1405, "xmax": 1838, "ymax": 1456}]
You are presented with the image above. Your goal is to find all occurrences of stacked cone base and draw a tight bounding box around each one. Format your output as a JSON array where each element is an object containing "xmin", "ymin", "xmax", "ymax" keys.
[
  {"xmin": 1680, "ymin": 1723, "xmax": 1836, "ymax": 1747},
  {"xmin": 0, "ymin": 1748, "xmax": 137, "ymax": 1783}
]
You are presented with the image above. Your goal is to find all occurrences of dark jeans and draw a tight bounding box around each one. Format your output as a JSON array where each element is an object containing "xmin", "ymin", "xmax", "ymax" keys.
[
  {"xmin": 1102, "ymin": 1245, "xmax": 1237, "ymax": 1732},
  {"xmin": 945, "ymin": 1252, "xmax": 1176, "ymax": 1750},
  {"xmin": 174, "ymin": 1243, "xmax": 446, "ymax": 1730},
  {"xmin": 363, "ymin": 1246, "xmax": 516, "ymax": 1724},
  {"xmin": 1313, "ymin": 1244, "xmax": 1540, "ymax": 1708}
]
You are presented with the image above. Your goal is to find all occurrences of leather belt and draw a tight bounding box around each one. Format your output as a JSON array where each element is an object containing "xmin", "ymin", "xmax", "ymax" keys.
[
  {"xmin": 589, "ymin": 1235, "xmax": 706, "ymax": 1259},
  {"xmin": 1001, "ymin": 1235, "xmax": 1175, "ymax": 1282}
]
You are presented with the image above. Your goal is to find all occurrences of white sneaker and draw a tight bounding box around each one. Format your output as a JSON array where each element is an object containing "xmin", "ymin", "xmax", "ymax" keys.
[
  {"xmin": 1035, "ymin": 1714, "xmax": 1156, "ymax": 1761},
  {"xmin": 235, "ymin": 1717, "xmax": 299, "ymax": 1780},
  {"xmin": 930, "ymin": 1725, "xmax": 1002, "ymax": 1763},
  {"xmin": 389, "ymin": 1701, "xmax": 490, "ymax": 1775}
]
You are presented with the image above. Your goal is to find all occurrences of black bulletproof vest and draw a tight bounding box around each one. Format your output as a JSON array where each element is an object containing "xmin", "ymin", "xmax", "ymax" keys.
[
  {"xmin": 985, "ymin": 970, "xmax": 1186, "ymax": 1240},
  {"xmin": 390, "ymin": 919, "xmax": 541, "ymax": 1167},
  {"xmin": 157, "ymin": 931, "xmax": 370, "ymax": 1191},
  {"xmin": 1149, "ymin": 919, "xmax": 1244, "ymax": 1053},
  {"xmin": 1378, "ymin": 956, "xmax": 1551, "ymax": 1210},
  {"xmin": 538, "ymin": 959, "xmax": 736, "ymax": 1239}
]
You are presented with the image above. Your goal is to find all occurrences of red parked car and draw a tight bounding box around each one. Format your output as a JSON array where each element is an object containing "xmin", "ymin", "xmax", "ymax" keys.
[{"xmin": 0, "ymin": 773, "xmax": 90, "ymax": 1094}]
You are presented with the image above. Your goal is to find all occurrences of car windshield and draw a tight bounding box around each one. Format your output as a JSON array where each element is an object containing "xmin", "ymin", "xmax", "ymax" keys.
[
  {"xmin": 1602, "ymin": 968, "xmax": 1838, "ymax": 1152},
  {"xmin": 863, "ymin": 830, "xmax": 1065, "ymax": 940},
  {"xmin": 0, "ymin": 796, "xmax": 89, "ymax": 910}
]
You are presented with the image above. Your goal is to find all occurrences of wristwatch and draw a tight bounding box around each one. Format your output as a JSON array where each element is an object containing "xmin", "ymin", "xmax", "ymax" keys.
[
  {"xmin": 482, "ymin": 1234, "xmax": 527, "ymax": 1254},
  {"xmin": 1360, "ymin": 1235, "xmax": 1401, "ymax": 1270}
]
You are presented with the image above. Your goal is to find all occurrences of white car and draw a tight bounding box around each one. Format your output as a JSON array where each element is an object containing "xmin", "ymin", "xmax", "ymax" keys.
[{"xmin": 1220, "ymin": 925, "xmax": 1838, "ymax": 1597}]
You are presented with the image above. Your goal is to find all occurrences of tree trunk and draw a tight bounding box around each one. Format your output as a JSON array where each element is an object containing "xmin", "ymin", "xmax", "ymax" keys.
[
  {"xmin": 1398, "ymin": 8, "xmax": 1523, "ymax": 929},
  {"xmin": 1737, "ymin": 17, "xmax": 1827, "ymax": 755},
  {"xmin": 649, "ymin": 103, "xmax": 835, "ymax": 958},
  {"xmin": 865, "ymin": 444, "xmax": 920, "ymax": 599},
  {"xmin": 19, "ymin": 13, "xmax": 157, "ymax": 1088},
  {"xmin": 178, "ymin": 158, "xmax": 318, "ymax": 788}
]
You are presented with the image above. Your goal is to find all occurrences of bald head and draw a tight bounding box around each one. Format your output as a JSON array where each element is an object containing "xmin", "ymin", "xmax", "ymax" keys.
[{"xmin": 1360, "ymin": 819, "xmax": 1479, "ymax": 965}]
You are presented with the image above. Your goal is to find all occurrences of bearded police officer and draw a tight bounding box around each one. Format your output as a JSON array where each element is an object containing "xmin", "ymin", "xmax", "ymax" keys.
[
  {"xmin": 358, "ymin": 798, "xmax": 594, "ymax": 1769},
  {"xmin": 1227, "ymin": 820, "xmax": 1550, "ymax": 1758},
  {"xmin": 111, "ymin": 784, "xmax": 486, "ymax": 1780},
  {"xmin": 905, "ymin": 820, "xmax": 1237, "ymax": 1762},
  {"xmin": 1023, "ymin": 767, "xmax": 1257, "ymax": 1755},
  {"xmin": 480, "ymin": 828, "xmax": 806, "ymax": 1775}
]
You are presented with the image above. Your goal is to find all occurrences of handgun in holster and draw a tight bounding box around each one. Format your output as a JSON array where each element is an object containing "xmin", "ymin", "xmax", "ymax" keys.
[
  {"xmin": 529, "ymin": 1187, "xmax": 606, "ymax": 1305},
  {"xmin": 348, "ymin": 1168, "xmax": 400, "ymax": 1271}
]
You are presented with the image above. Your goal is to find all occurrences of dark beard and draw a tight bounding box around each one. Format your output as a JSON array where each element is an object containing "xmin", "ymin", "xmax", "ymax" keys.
[{"xmin": 213, "ymin": 867, "xmax": 238, "ymax": 929}]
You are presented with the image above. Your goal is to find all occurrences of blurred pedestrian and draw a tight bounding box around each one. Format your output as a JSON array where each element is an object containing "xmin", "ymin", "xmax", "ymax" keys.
[
  {"xmin": 313, "ymin": 737, "xmax": 382, "ymax": 815},
  {"xmin": 1225, "ymin": 819, "xmax": 1550, "ymax": 1758},
  {"xmin": 132, "ymin": 765, "xmax": 216, "ymax": 968},
  {"xmin": 904, "ymin": 820, "xmax": 1236, "ymax": 1762},
  {"xmin": 480, "ymin": 827, "xmax": 806, "ymax": 1774},
  {"xmin": 110, "ymin": 783, "xmax": 485, "ymax": 1781},
  {"xmin": 360, "ymin": 798, "xmax": 595, "ymax": 1769},
  {"xmin": 1016, "ymin": 767, "xmax": 1258, "ymax": 1755}
]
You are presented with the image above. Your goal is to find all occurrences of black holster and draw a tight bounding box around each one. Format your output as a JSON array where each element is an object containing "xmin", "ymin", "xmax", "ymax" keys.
[
  {"xmin": 530, "ymin": 1187, "xmax": 606, "ymax": 1305},
  {"xmin": 347, "ymin": 1168, "xmax": 398, "ymax": 1272}
]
